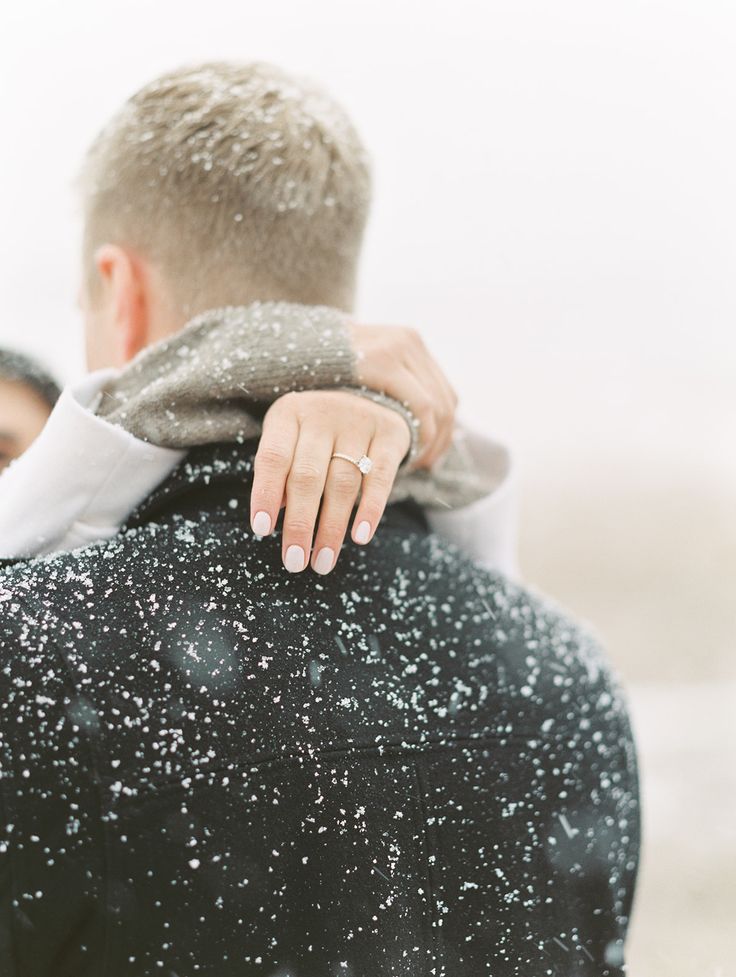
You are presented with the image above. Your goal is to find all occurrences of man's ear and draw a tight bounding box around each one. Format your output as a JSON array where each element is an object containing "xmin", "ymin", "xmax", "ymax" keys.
[{"xmin": 94, "ymin": 244, "xmax": 149, "ymax": 364}]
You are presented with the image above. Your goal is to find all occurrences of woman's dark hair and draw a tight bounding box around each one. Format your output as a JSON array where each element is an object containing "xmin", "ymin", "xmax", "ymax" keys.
[{"xmin": 0, "ymin": 347, "xmax": 61, "ymax": 409}]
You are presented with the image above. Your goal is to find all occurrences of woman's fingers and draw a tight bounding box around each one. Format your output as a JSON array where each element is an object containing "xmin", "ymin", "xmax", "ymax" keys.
[
  {"xmin": 349, "ymin": 324, "xmax": 458, "ymax": 469},
  {"xmin": 387, "ymin": 367, "xmax": 439, "ymax": 468},
  {"xmin": 399, "ymin": 332, "xmax": 457, "ymax": 468},
  {"xmin": 250, "ymin": 399, "xmax": 299, "ymax": 538},
  {"xmin": 419, "ymin": 355, "xmax": 458, "ymax": 468},
  {"xmin": 349, "ymin": 433, "xmax": 407, "ymax": 547},
  {"xmin": 252, "ymin": 391, "xmax": 411, "ymax": 575},
  {"xmin": 310, "ymin": 412, "xmax": 409, "ymax": 574},
  {"xmin": 280, "ymin": 426, "xmax": 334, "ymax": 572},
  {"xmin": 308, "ymin": 445, "xmax": 366, "ymax": 575}
]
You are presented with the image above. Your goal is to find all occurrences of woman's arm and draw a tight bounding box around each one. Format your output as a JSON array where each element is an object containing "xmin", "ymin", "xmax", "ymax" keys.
[
  {"xmin": 97, "ymin": 302, "xmax": 454, "ymax": 468},
  {"xmin": 0, "ymin": 302, "xmax": 517, "ymax": 573},
  {"xmin": 96, "ymin": 302, "xmax": 466, "ymax": 569}
]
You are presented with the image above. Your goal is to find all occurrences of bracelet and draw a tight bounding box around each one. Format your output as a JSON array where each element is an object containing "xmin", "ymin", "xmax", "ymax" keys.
[{"xmin": 336, "ymin": 386, "xmax": 421, "ymax": 470}]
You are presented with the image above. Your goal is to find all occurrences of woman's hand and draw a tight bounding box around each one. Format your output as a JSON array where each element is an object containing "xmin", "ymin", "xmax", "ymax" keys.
[
  {"xmin": 250, "ymin": 390, "xmax": 411, "ymax": 575},
  {"xmin": 348, "ymin": 323, "xmax": 459, "ymax": 469}
]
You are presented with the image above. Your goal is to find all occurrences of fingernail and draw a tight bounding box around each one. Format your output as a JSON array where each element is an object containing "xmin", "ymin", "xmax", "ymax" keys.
[
  {"xmin": 252, "ymin": 511, "xmax": 272, "ymax": 536},
  {"xmin": 284, "ymin": 544, "xmax": 305, "ymax": 573},
  {"xmin": 355, "ymin": 520, "xmax": 371, "ymax": 544},
  {"xmin": 314, "ymin": 547, "xmax": 335, "ymax": 575}
]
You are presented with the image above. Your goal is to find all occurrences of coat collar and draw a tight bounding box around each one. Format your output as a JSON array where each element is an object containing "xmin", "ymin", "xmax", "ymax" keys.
[{"xmin": 122, "ymin": 439, "xmax": 260, "ymax": 530}]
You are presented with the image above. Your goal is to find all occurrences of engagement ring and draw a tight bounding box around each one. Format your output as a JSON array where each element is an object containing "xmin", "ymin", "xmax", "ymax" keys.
[{"xmin": 331, "ymin": 452, "xmax": 373, "ymax": 475}]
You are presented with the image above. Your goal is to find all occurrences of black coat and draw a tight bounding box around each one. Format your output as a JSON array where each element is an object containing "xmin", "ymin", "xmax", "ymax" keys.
[{"xmin": 0, "ymin": 443, "xmax": 639, "ymax": 977}]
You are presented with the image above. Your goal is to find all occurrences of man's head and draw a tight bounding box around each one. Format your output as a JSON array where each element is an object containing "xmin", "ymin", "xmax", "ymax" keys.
[
  {"xmin": 78, "ymin": 61, "xmax": 372, "ymax": 370},
  {"xmin": 0, "ymin": 349, "xmax": 60, "ymax": 471}
]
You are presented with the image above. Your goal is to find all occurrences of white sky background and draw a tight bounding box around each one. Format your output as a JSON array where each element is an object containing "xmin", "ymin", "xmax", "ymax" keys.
[{"xmin": 1, "ymin": 2, "xmax": 734, "ymax": 375}]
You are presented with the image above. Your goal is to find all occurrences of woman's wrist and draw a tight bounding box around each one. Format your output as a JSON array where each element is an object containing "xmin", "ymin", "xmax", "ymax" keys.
[{"xmin": 336, "ymin": 385, "xmax": 421, "ymax": 471}]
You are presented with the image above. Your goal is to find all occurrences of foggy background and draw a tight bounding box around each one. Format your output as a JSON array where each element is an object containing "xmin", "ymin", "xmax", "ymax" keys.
[{"xmin": 1, "ymin": 1, "xmax": 734, "ymax": 973}]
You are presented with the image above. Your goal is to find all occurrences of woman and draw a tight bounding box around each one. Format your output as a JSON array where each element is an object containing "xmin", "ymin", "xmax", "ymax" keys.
[{"xmin": 0, "ymin": 348, "xmax": 61, "ymax": 472}]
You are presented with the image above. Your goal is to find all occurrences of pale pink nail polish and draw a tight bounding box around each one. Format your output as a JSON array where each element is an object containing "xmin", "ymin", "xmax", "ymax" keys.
[
  {"xmin": 314, "ymin": 547, "xmax": 335, "ymax": 575},
  {"xmin": 252, "ymin": 511, "xmax": 272, "ymax": 536},
  {"xmin": 355, "ymin": 521, "xmax": 371, "ymax": 544},
  {"xmin": 284, "ymin": 544, "xmax": 305, "ymax": 573}
]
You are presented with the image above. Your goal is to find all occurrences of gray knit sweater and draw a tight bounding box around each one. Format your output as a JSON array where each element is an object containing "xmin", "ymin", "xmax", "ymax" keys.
[{"xmin": 96, "ymin": 302, "xmax": 493, "ymax": 509}]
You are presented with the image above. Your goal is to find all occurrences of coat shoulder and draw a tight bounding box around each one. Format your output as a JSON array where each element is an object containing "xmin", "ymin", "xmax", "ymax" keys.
[{"xmin": 0, "ymin": 521, "xmax": 186, "ymax": 653}]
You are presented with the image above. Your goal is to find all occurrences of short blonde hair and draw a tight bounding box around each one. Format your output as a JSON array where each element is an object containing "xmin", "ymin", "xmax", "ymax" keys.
[{"xmin": 78, "ymin": 61, "xmax": 372, "ymax": 314}]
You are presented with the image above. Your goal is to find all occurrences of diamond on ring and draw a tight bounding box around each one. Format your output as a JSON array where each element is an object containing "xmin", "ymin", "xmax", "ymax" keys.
[{"xmin": 331, "ymin": 452, "xmax": 373, "ymax": 475}]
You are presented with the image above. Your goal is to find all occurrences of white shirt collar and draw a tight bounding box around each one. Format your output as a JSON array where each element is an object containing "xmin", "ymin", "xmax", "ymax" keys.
[{"xmin": 0, "ymin": 369, "xmax": 184, "ymax": 558}]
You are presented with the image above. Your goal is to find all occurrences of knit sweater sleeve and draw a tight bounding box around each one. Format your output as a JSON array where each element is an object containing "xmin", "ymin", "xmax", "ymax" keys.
[
  {"xmin": 96, "ymin": 303, "xmax": 358, "ymax": 447},
  {"xmin": 95, "ymin": 301, "xmax": 493, "ymax": 509}
]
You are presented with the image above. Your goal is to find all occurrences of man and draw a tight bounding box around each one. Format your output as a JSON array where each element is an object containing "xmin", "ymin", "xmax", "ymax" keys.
[{"xmin": 0, "ymin": 62, "xmax": 639, "ymax": 975}]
